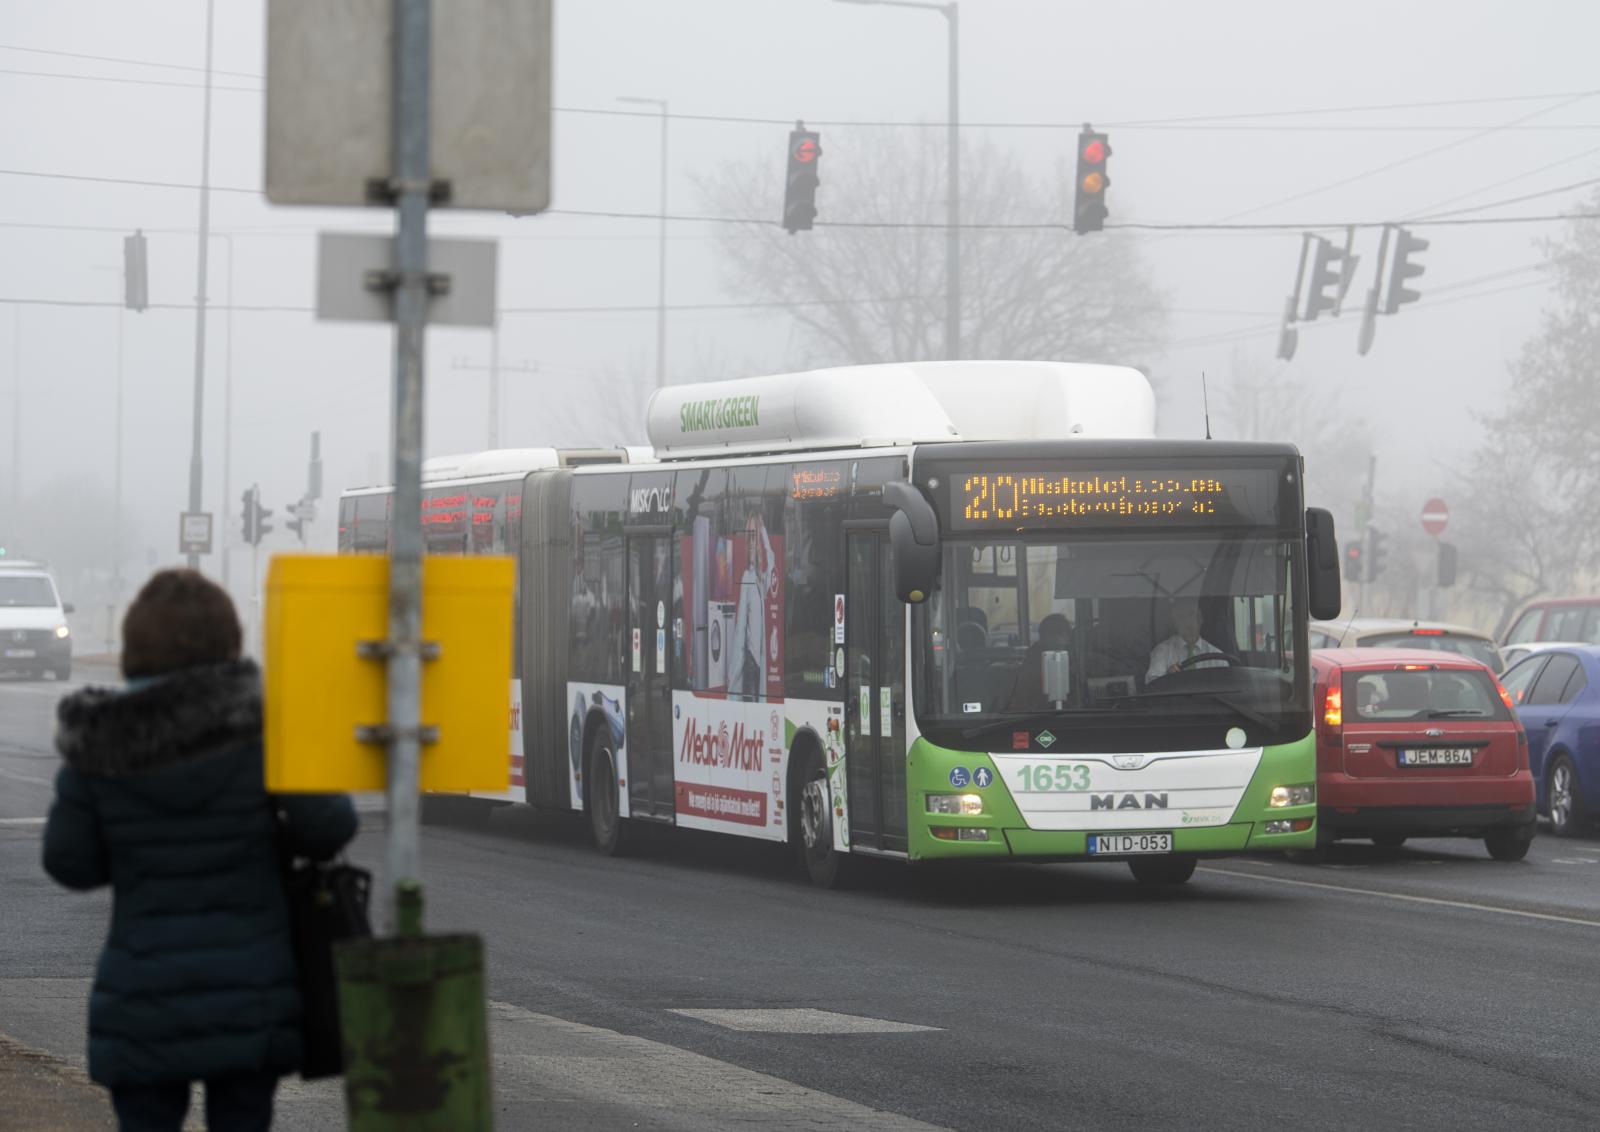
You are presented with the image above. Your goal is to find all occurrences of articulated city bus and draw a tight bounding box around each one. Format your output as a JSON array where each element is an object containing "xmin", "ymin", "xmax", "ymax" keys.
[{"xmin": 340, "ymin": 361, "xmax": 1342, "ymax": 886}]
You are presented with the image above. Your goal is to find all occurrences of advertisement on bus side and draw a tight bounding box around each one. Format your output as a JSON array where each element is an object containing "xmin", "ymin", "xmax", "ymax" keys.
[
  {"xmin": 672, "ymin": 692, "xmax": 786, "ymax": 840},
  {"xmin": 568, "ymin": 683, "xmax": 628, "ymax": 815}
]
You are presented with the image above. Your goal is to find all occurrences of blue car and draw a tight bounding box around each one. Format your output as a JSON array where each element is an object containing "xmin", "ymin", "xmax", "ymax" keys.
[{"xmin": 1500, "ymin": 645, "xmax": 1600, "ymax": 836}]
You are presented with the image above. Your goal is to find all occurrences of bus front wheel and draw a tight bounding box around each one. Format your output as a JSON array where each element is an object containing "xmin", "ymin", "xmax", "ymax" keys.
[
  {"xmin": 793, "ymin": 748, "xmax": 847, "ymax": 889},
  {"xmin": 586, "ymin": 730, "xmax": 632, "ymax": 856},
  {"xmin": 1128, "ymin": 854, "xmax": 1197, "ymax": 886}
]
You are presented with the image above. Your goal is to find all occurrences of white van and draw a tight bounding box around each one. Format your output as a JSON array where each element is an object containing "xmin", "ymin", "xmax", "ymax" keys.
[{"xmin": 0, "ymin": 559, "xmax": 74, "ymax": 680}]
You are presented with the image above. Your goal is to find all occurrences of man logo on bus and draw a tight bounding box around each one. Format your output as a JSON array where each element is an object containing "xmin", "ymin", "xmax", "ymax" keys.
[{"xmin": 1089, "ymin": 793, "xmax": 1169, "ymax": 810}]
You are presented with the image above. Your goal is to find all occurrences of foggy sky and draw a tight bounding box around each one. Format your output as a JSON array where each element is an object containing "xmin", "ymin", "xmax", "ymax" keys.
[{"xmin": 0, "ymin": 0, "xmax": 1589, "ymax": 621}]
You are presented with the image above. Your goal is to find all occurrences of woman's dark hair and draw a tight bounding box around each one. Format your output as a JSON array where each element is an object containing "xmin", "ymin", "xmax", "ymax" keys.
[{"xmin": 121, "ymin": 569, "xmax": 243, "ymax": 679}]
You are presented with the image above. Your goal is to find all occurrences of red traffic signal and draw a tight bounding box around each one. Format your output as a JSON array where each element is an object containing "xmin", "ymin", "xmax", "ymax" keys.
[
  {"xmin": 782, "ymin": 126, "xmax": 823, "ymax": 234},
  {"xmin": 1073, "ymin": 126, "xmax": 1111, "ymax": 235}
]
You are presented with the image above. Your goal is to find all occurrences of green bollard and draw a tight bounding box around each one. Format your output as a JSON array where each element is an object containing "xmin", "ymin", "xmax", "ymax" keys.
[{"xmin": 335, "ymin": 882, "xmax": 494, "ymax": 1130}]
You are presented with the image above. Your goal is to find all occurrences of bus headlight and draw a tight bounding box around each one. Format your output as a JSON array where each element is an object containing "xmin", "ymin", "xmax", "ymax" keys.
[
  {"xmin": 54, "ymin": 625, "xmax": 70, "ymax": 639},
  {"xmin": 927, "ymin": 793, "xmax": 983, "ymax": 816},
  {"xmin": 1269, "ymin": 784, "xmax": 1315, "ymax": 808}
]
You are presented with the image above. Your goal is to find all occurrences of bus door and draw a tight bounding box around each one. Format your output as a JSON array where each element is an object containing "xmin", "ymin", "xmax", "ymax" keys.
[
  {"xmin": 625, "ymin": 532, "xmax": 674, "ymax": 820},
  {"xmin": 845, "ymin": 529, "xmax": 908, "ymax": 853}
]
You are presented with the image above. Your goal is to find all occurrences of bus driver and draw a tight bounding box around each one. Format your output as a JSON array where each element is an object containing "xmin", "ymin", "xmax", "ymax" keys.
[{"xmin": 1147, "ymin": 597, "xmax": 1224, "ymax": 681}]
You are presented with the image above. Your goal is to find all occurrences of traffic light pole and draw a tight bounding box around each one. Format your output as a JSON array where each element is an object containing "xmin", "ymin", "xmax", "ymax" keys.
[{"xmin": 384, "ymin": 0, "xmax": 432, "ymax": 935}]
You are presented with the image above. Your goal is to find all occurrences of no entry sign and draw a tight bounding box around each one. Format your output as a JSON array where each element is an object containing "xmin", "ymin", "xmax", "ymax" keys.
[{"xmin": 1421, "ymin": 497, "xmax": 1449, "ymax": 537}]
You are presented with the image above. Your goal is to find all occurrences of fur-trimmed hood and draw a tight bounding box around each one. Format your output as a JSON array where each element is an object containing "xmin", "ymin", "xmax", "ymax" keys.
[{"xmin": 55, "ymin": 659, "xmax": 262, "ymax": 779}]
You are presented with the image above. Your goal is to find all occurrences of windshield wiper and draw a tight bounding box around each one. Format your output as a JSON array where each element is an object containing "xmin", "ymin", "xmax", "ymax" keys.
[
  {"xmin": 957, "ymin": 708, "xmax": 1137, "ymax": 739},
  {"xmin": 1118, "ymin": 687, "xmax": 1275, "ymax": 731},
  {"xmin": 1427, "ymin": 709, "xmax": 1491, "ymax": 718}
]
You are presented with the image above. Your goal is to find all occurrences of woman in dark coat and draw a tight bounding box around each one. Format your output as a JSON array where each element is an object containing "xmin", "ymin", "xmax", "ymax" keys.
[{"xmin": 42, "ymin": 568, "xmax": 357, "ymax": 1132}]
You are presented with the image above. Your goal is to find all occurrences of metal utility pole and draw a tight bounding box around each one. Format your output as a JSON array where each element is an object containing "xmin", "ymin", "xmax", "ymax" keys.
[
  {"xmin": 185, "ymin": 0, "xmax": 217, "ymax": 571},
  {"xmin": 452, "ymin": 354, "xmax": 539, "ymax": 449},
  {"xmin": 221, "ymin": 235, "xmax": 234, "ymax": 590},
  {"xmin": 9, "ymin": 308, "xmax": 18, "ymax": 534},
  {"xmin": 385, "ymin": 0, "xmax": 432, "ymax": 931},
  {"xmin": 111, "ymin": 297, "xmax": 125, "ymax": 649},
  {"xmin": 1359, "ymin": 455, "xmax": 1376, "ymax": 615},
  {"xmin": 618, "ymin": 96, "xmax": 669, "ymax": 387},
  {"xmin": 835, "ymin": 0, "xmax": 959, "ymax": 359},
  {"xmin": 943, "ymin": 3, "xmax": 960, "ymax": 361}
]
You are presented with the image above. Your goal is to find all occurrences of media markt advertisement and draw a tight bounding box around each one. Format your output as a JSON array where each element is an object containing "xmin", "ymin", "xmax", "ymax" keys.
[{"xmin": 672, "ymin": 692, "xmax": 786, "ymax": 841}]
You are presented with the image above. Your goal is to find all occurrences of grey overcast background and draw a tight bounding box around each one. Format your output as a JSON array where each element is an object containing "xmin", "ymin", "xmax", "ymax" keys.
[{"xmin": 0, "ymin": 0, "xmax": 1591, "ymax": 636}]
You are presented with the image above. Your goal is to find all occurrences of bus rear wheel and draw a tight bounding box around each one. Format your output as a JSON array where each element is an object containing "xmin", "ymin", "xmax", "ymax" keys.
[
  {"xmin": 793, "ymin": 748, "xmax": 847, "ymax": 889},
  {"xmin": 1128, "ymin": 855, "xmax": 1197, "ymax": 886},
  {"xmin": 586, "ymin": 730, "xmax": 632, "ymax": 856}
]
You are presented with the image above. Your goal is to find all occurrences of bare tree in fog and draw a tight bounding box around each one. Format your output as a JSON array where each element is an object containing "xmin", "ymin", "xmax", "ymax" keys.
[
  {"xmin": 1454, "ymin": 192, "xmax": 1600, "ymax": 622},
  {"xmin": 1217, "ymin": 351, "xmax": 1373, "ymax": 520},
  {"xmin": 697, "ymin": 127, "xmax": 1168, "ymax": 368}
]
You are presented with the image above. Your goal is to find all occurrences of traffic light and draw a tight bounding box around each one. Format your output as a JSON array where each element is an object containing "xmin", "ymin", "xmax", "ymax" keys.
[
  {"xmin": 1303, "ymin": 236, "xmax": 1349, "ymax": 320},
  {"xmin": 1344, "ymin": 541, "xmax": 1364, "ymax": 581},
  {"xmin": 1437, "ymin": 542, "xmax": 1458, "ymax": 588},
  {"xmin": 781, "ymin": 127, "xmax": 822, "ymax": 234},
  {"xmin": 1366, "ymin": 529, "xmax": 1387, "ymax": 581},
  {"xmin": 123, "ymin": 229, "xmax": 148, "ymax": 313},
  {"xmin": 1072, "ymin": 126, "xmax": 1111, "ymax": 234},
  {"xmin": 240, "ymin": 487, "xmax": 257, "ymax": 545},
  {"xmin": 255, "ymin": 498, "xmax": 274, "ymax": 544},
  {"xmin": 286, "ymin": 503, "xmax": 305, "ymax": 544},
  {"xmin": 1383, "ymin": 226, "xmax": 1428, "ymax": 314}
]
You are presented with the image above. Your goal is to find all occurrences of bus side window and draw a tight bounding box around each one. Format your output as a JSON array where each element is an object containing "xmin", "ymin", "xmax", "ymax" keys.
[
  {"xmin": 569, "ymin": 474, "xmax": 628, "ymax": 684},
  {"xmin": 784, "ymin": 460, "xmax": 850, "ymax": 702},
  {"xmin": 673, "ymin": 466, "xmax": 727, "ymax": 695}
]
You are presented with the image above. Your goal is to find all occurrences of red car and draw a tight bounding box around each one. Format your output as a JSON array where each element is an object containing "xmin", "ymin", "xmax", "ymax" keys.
[{"xmin": 1310, "ymin": 648, "xmax": 1536, "ymax": 860}]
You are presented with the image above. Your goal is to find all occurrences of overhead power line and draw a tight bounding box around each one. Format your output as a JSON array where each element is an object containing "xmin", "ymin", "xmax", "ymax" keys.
[
  {"xmin": 3, "ymin": 163, "xmax": 1599, "ymax": 232},
  {"xmin": 6, "ymin": 44, "xmax": 1600, "ymax": 133},
  {"xmin": 0, "ymin": 41, "xmax": 260, "ymax": 79}
]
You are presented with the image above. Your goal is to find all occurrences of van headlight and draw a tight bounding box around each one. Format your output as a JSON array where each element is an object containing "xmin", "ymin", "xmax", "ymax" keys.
[{"xmin": 54, "ymin": 625, "xmax": 70, "ymax": 639}]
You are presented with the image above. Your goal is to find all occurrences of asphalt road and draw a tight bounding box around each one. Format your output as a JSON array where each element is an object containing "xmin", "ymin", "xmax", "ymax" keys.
[{"xmin": 3, "ymin": 663, "xmax": 1598, "ymax": 1130}]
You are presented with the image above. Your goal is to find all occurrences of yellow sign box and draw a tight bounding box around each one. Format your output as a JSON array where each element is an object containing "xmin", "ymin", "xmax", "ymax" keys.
[{"xmin": 264, "ymin": 554, "xmax": 514, "ymax": 794}]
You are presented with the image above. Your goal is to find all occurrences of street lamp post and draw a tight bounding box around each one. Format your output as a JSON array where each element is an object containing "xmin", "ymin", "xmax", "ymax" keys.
[
  {"xmin": 835, "ymin": 0, "xmax": 960, "ymax": 360},
  {"xmin": 619, "ymin": 96, "xmax": 669, "ymax": 388}
]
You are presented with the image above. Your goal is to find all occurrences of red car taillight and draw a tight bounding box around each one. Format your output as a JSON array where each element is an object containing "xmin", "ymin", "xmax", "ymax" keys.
[{"xmin": 1323, "ymin": 684, "xmax": 1343, "ymax": 731}]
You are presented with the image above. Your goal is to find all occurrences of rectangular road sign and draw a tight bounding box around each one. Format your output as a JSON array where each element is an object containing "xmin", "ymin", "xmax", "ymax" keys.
[
  {"xmin": 179, "ymin": 511, "xmax": 213, "ymax": 556},
  {"xmin": 316, "ymin": 233, "xmax": 497, "ymax": 328},
  {"xmin": 265, "ymin": 0, "xmax": 552, "ymax": 212},
  {"xmin": 263, "ymin": 554, "xmax": 514, "ymax": 793}
]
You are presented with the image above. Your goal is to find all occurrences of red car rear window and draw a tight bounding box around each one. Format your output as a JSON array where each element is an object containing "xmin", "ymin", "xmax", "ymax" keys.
[
  {"xmin": 1342, "ymin": 667, "xmax": 1511, "ymax": 723},
  {"xmin": 1361, "ymin": 632, "xmax": 1501, "ymax": 670}
]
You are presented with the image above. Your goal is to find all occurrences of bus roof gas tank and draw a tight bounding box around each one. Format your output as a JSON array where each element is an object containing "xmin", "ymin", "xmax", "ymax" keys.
[{"xmin": 645, "ymin": 361, "xmax": 1154, "ymax": 459}]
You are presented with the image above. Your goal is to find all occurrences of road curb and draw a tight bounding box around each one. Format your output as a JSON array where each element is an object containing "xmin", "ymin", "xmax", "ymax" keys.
[{"xmin": 0, "ymin": 1032, "xmax": 114, "ymax": 1130}]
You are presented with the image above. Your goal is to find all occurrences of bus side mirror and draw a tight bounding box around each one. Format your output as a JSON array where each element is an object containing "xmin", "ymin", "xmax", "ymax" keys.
[
  {"xmin": 885, "ymin": 481, "xmax": 939, "ymax": 605},
  {"xmin": 1305, "ymin": 507, "xmax": 1341, "ymax": 622}
]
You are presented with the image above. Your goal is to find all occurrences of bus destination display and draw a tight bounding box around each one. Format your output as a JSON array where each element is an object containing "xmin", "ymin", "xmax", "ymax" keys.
[{"xmin": 946, "ymin": 466, "xmax": 1284, "ymax": 530}]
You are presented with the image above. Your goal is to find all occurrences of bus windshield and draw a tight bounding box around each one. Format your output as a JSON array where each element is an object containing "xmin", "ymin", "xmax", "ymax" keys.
[{"xmin": 914, "ymin": 534, "xmax": 1309, "ymax": 752}]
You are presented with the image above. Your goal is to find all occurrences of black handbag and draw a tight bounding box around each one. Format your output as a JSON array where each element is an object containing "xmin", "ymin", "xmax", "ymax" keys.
[{"xmin": 278, "ymin": 841, "xmax": 372, "ymax": 1079}]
